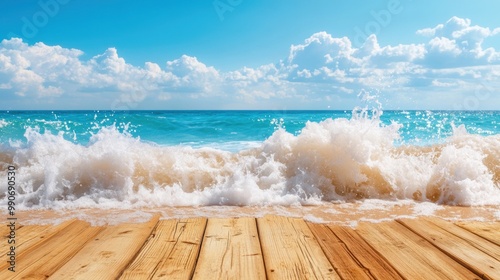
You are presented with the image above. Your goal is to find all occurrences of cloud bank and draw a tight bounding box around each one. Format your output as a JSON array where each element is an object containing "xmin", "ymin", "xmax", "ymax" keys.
[{"xmin": 1, "ymin": 16, "xmax": 499, "ymax": 110}]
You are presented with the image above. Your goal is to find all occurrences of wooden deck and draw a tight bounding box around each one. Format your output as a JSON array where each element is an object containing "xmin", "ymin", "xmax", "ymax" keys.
[{"xmin": 2, "ymin": 215, "xmax": 499, "ymax": 279}]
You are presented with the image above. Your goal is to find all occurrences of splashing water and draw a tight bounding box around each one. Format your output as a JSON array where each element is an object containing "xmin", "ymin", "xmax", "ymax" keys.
[{"xmin": 0, "ymin": 110, "xmax": 499, "ymax": 209}]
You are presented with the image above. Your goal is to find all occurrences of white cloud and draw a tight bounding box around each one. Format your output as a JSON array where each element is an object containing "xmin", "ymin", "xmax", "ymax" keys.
[
  {"xmin": 428, "ymin": 37, "xmax": 461, "ymax": 54},
  {"xmin": 0, "ymin": 40, "xmax": 212, "ymax": 102},
  {"xmin": 224, "ymin": 63, "xmax": 292, "ymax": 102},
  {"xmin": 288, "ymin": 32, "xmax": 359, "ymax": 69},
  {"xmin": 165, "ymin": 55, "xmax": 221, "ymax": 94},
  {"xmin": 158, "ymin": 93, "xmax": 172, "ymax": 101},
  {"xmin": 416, "ymin": 16, "xmax": 500, "ymax": 67},
  {"xmin": 0, "ymin": 16, "xmax": 499, "ymax": 110},
  {"xmin": 416, "ymin": 17, "xmax": 500, "ymax": 44},
  {"xmin": 0, "ymin": 38, "xmax": 71, "ymax": 97}
]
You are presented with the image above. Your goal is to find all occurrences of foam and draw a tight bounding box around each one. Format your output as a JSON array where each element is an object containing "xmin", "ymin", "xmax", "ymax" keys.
[
  {"xmin": 0, "ymin": 113, "xmax": 499, "ymax": 210},
  {"xmin": 181, "ymin": 140, "xmax": 263, "ymax": 152},
  {"xmin": 357, "ymin": 199, "xmax": 412, "ymax": 211},
  {"xmin": 303, "ymin": 214, "xmax": 327, "ymax": 223},
  {"xmin": 412, "ymin": 202, "xmax": 444, "ymax": 216},
  {"xmin": 0, "ymin": 119, "xmax": 8, "ymax": 128},
  {"xmin": 494, "ymin": 211, "xmax": 500, "ymax": 220}
]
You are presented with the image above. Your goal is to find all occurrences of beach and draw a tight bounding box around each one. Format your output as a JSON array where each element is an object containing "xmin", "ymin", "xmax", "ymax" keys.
[
  {"xmin": 1, "ymin": 111, "xmax": 499, "ymax": 278},
  {"xmin": 12, "ymin": 202, "xmax": 500, "ymax": 226},
  {"xmin": 3, "ymin": 206, "xmax": 500, "ymax": 279},
  {"xmin": 3, "ymin": 2, "xmax": 500, "ymax": 278}
]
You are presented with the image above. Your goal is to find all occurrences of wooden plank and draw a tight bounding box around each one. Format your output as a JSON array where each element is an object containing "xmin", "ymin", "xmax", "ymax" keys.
[
  {"xmin": 399, "ymin": 218, "xmax": 500, "ymax": 279},
  {"xmin": 456, "ymin": 221, "xmax": 500, "ymax": 246},
  {"xmin": 308, "ymin": 222, "xmax": 403, "ymax": 280},
  {"xmin": 329, "ymin": 225, "xmax": 404, "ymax": 280},
  {"xmin": 0, "ymin": 220, "xmax": 101, "ymax": 280},
  {"xmin": 192, "ymin": 217, "xmax": 266, "ymax": 280},
  {"xmin": 50, "ymin": 214, "xmax": 160, "ymax": 280},
  {"xmin": 307, "ymin": 222, "xmax": 373, "ymax": 280},
  {"xmin": 0, "ymin": 222, "xmax": 20, "ymax": 238},
  {"xmin": 424, "ymin": 218, "xmax": 500, "ymax": 261},
  {"xmin": 0, "ymin": 219, "xmax": 77, "ymax": 257},
  {"xmin": 257, "ymin": 215, "xmax": 340, "ymax": 279},
  {"xmin": 0, "ymin": 222, "xmax": 21, "ymax": 237},
  {"xmin": 0, "ymin": 225, "xmax": 48, "ymax": 254},
  {"xmin": 356, "ymin": 221, "xmax": 478, "ymax": 279},
  {"xmin": 120, "ymin": 218, "xmax": 207, "ymax": 280},
  {"xmin": 0, "ymin": 224, "xmax": 9, "ymax": 237}
]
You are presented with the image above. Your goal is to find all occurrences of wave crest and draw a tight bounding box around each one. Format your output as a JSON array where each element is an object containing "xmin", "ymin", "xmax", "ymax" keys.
[{"xmin": 0, "ymin": 117, "xmax": 499, "ymax": 209}]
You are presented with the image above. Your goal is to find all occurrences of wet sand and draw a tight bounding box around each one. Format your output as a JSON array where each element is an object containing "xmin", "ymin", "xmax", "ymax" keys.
[{"xmin": 14, "ymin": 201, "xmax": 500, "ymax": 226}]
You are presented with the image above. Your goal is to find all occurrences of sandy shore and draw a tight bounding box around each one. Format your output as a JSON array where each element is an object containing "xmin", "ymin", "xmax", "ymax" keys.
[{"xmin": 14, "ymin": 201, "xmax": 500, "ymax": 226}]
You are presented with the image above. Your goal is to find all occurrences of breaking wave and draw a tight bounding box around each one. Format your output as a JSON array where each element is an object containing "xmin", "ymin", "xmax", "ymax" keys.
[{"xmin": 0, "ymin": 111, "xmax": 499, "ymax": 209}]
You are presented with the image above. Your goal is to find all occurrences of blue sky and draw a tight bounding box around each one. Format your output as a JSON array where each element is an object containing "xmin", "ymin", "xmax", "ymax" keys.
[{"xmin": 1, "ymin": 0, "xmax": 499, "ymax": 110}]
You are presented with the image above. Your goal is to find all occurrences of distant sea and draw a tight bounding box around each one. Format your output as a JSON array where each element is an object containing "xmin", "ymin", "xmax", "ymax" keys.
[{"xmin": 0, "ymin": 110, "xmax": 499, "ymax": 209}]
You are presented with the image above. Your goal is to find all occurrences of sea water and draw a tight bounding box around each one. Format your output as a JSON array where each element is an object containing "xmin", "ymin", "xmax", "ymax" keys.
[{"xmin": 0, "ymin": 110, "xmax": 499, "ymax": 209}]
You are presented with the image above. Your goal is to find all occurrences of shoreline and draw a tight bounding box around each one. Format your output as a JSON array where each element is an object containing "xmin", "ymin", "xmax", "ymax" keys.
[{"xmin": 12, "ymin": 201, "xmax": 500, "ymax": 227}]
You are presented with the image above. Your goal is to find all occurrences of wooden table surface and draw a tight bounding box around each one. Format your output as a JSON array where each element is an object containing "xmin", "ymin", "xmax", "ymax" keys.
[{"xmin": 1, "ymin": 215, "xmax": 499, "ymax": 279}]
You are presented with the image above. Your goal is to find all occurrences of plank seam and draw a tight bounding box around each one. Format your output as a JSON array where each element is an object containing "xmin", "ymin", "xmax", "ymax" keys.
[
  {"xmin": 396, "ymin": 219, "xmax": 488, "ymax": 280},
  {"xmin": 115, "ymin": 217, "xmax": 162, "ymax": 279},
  {"xmin": 429, "ymin": 220, "xmax": 500, "ymax": 261},
  {"xmin": 254, "ymin": 217, "xmax": 269, "ymax": 280},
  {"xmin": 331, "ymin": 229, "xmax": 377, "ymax": 279},
  {"xmin": 353, "ymin": 224, "xmax": 407, "ymax": 280},
  {"xmin": 49, "ymin": 227, "xmax": 104, "ymax": 278},
  {"xmin": 306, "ymin": 223, "xmax": 346, "ymax": 279},
  {"xmin": 0, "ymin": 220, "xmax": 82, "ymax": 272},
  {"xmin": 190, "ymin": 218, "xmax": 209, "ymax": 279},
  {"xmin": 455, "ymin": 222, "xmax": 500, "ymax": 247},
  {"xmin": 23, "ymin": 224, "xmax": 103, "ymax": 279},
  {"xmin": 148, "ymin": 220, "xmax": 176, "ymax": 279}
]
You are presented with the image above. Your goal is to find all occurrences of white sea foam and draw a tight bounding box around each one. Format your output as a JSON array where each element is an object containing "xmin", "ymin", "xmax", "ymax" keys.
[
  {"xmin": 357, "ymin": 199, "xmax": 412, "ymax": 211},
  {"xmin": 184, "ymin": 140, "xmax": 262, "ymax": 152},
  {"xmin": 303, "ymin": 214, "xmax": 327, "ymax": 223},
  {"xmin": 0, "ymin": 114, "xmax": 499, "ymax": 210},
  {"xmin": 494, "ymin": 211, "xmax": 500, "ymax": 220},
  {"xmin": 412, "ymin": 202, "xmax": 444, "ymax": 216},
  {"xmin": 0, "ymin": 119, "xmax": 8, "ymax": 128}
]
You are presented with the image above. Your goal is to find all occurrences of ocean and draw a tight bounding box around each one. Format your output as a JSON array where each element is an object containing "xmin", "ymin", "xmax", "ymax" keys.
[{"xmin": 0, "ymin": 109, "xmax": 499, "ymax": 209}]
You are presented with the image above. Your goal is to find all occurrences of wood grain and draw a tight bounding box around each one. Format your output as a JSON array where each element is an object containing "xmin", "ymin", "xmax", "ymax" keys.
[
  {"xmin": 3, "ymin": 215, "xmax": 499, "ymax": 279},
  {"xmin": 49, "ymin": 214, "xmax": 159, "ymax": 280},
  {"xmin": 456, "ymin": 221, "xmax": 500, "ymax": 246},
  {"xmin": 357, "ymin": 220, "xmax": 478, "ymax": 279},
  {"xmin": 0, "ymin": 220, "xmax": 101, "ymax": 280},
  {"xmin": 0, "ymin": 225, "xmax": 48, "ymax": 255},
  {"xmin": 309, "ymin": 222, "xmax": 404, "ymax": 280},
  {"xmin": 0, "ymin": 219, "xmax": 78, "ymax": 270},
  {"xmin": 257, "ymin": 215, "xmax": 340, "ymax": 280},
  {"xmin": 120, "ymin": 218, "xmax": 206, "ymax": 280},
  {"xmin": 192, "ymin": 217, "xmax": 266, "ymax": 280},
  {"xmin": 399, "ymin": 217, "xmax": 500, "ymax": 280}
]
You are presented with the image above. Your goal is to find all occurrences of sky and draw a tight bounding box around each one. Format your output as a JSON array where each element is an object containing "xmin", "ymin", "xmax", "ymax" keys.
[{"xmin": 0, "ymin": 0, "xmax": 499, "ymax": 110}]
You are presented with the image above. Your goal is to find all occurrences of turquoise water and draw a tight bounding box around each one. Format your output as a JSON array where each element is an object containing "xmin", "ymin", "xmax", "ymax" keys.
[
  {"xmin": 0, "ymin": 110, "xmax": 499, "ymax": 208},
  {"xmin": 1, "ymin": 110, "xmax": 498, "ymax": 151}
]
